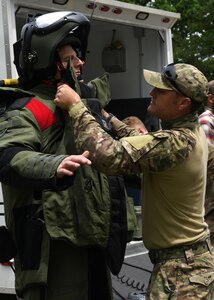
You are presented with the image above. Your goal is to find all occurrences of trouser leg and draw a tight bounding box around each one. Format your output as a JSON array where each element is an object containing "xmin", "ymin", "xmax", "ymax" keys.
[
  {"xmin": 146, "ymin": 251, "xmax": 214, "ymax": 300},
  {"xmin": 45, "ymin": 240, "xmax": 88, "ymax": 300},
  {"xmin": 22, "ymin": 287, "xmax": 45, "ymax": 300},
  {"xmin": 88, "ymin": 248, "xmax": 113, "ymax": 300},
  {"xmin": 23, "ymin": 240, "xmax": 88, "ymax": 300}
]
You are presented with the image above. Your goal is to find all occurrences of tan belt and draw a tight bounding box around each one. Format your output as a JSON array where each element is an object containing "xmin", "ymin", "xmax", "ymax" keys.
[{"xmin": 148, "ymin": 238, "xmax": 213, "ymax": 264}]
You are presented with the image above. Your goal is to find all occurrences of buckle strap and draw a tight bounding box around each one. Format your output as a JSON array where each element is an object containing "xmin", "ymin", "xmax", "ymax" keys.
[{"xmin": 149, "ymin": 239, "xmax": 211, "ymax": 264}]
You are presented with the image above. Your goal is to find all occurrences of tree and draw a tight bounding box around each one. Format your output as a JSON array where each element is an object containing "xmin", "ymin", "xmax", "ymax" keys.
[{"xmin": 119, "ymin": 0, "xmax": 214, "ymax": 80}]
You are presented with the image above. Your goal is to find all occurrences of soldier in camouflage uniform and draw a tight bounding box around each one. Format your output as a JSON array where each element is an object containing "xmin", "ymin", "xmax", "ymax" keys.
[
  {"xmin": 54, "ymin": 63, "xmax": 214, "ymax": 299},
  {"xmin": 0, "ymin": 11, "xmax": 136, "ymax": 300}
]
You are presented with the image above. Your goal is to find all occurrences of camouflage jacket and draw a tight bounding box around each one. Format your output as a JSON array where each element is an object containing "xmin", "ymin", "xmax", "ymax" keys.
[{"xmin": 68, "ymin": 102, "xmax": 210, "ymax": 249}]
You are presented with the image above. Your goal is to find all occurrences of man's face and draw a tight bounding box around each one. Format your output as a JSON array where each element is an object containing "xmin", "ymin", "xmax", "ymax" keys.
[
  {"xmin": 148, "ymin": 87, "xmax": 186, "ymax": 121},
  {"xmin": 57, "ymin": 45, "xmax": 84, "ymax": 78}
]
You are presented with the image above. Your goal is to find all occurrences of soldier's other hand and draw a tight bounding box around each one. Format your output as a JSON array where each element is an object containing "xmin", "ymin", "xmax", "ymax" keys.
[
  {"xmin": 101, "ymin": 109, "xmax": 110, "ymax": 119},
  {"xmin": 56, "ymin": 151, "xmax": 91, "ymax": 178},
  {"xmin": 54, "ymin": 84, "xmax": 81, "ymax": 110}
]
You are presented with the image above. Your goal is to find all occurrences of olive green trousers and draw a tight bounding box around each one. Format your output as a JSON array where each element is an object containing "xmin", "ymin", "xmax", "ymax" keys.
[{"xmin": 22, "ymin": 240, "xmax": 112, "ymax": 300}]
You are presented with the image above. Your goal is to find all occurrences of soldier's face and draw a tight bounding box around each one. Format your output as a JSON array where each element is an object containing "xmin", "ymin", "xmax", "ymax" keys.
[
  {"xmin": 57, "ymin": 45, "xmax": 84, "ymax": 78},
  {"xmin": 148, "ymin": 87, "xmax": 185, "ymax": 121}
]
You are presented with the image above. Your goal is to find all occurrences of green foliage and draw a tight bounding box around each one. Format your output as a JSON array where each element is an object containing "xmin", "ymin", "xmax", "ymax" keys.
[{"xmin": 118, "ymin": 0, "xmax": 214, "ymax": 80}]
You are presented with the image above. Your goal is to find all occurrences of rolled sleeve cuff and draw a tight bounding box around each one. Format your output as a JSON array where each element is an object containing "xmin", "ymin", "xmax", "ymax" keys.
[{"xmin": 68, "ymin": 101, "xmax": 87, "ymax": 118}]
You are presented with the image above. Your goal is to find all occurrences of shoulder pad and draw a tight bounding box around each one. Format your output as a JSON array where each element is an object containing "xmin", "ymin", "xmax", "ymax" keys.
[
  {"xmin": 0, "ymin": 87, "xmax": 34, "ymax": 115},
  {"xmin": 0, "ymin": 87, "xmax": 34, "ymax": 101},
  {"xmin": 88, "ymin": 73, "xmax": 111, "ymax": 108}
]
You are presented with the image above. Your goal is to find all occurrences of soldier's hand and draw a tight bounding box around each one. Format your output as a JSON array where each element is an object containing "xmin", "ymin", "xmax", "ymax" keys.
[
  {"xmin": 56, "ymin": 151, "xmax": 91, "ymax": 178},
  {"xmin": 101, "ymin": 108, "xmax": 110, "ymax": 119},
  {"xmin": 54, "ymin": 84, "xmax": 81, "ymax": 110}
]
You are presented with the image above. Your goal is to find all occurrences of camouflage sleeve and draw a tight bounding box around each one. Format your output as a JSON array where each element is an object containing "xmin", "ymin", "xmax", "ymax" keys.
[
  {"xmin": 68, "ymin": 102, "xmax": 196, "ymax": 174},
  {"xmin": 0, "ymin": 107, "xmax": 67, "ymax": 189},
  {"xmin": 121, "ymin": 129, "xmax": 196, "ymax": 172},
  {"xmin": 68, "ymin": 102, "xmax": 140, "ymax": 174}
]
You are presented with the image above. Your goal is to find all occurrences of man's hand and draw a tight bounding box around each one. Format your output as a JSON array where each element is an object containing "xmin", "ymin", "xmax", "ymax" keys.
[
  {"xmin": 54, "ymin": 84, "xmax": 81, "ymax": 110},
  {"xmin": 56, "ymin": 151, "xmax": 91, "ymax": 178},
  {"xmin": 101, "ymin": 108, "xmax": 110, "ymax": 119}
]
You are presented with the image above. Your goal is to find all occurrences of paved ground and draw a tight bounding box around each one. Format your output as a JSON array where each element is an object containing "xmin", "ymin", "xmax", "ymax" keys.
[{"xmin": 112, "ymin": 241, "xmax": 153, "ymax": 300}]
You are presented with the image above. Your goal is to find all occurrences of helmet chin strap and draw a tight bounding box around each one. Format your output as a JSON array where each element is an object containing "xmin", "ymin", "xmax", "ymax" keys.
[
  {"xmin": 77, "ymin": 72, "xmax": 83, "ymax": 82},
  {"xmin": 60, "ymin": 57, "xmax": 81, "ymax": 95}
]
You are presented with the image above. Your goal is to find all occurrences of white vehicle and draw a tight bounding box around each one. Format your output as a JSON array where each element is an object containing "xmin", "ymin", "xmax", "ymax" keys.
[{"xmin": 0, "ymin": 0, "xmax": 180, "ymax": 298}]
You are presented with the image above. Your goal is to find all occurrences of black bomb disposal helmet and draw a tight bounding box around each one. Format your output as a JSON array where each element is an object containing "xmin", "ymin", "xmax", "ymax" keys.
[{"xmin": 13, "ymin": 11, "xmax": 90, "ymax": 88}]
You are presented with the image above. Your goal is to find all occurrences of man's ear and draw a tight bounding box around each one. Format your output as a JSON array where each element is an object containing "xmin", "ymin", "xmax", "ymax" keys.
[
  {"xmin": 57, "ymin": 61, "xmax": 64, "ymax": 71},
  {"xmin": 207, "ymin": 93, "xmax": 214, "ymax": 106},
  {"xmin": 179, "ymin": 97, "xmax": 191, "ymax": 111},
  {"xmin": 138, "ymin": 127, "xmax": 148, "ymax": 134}
]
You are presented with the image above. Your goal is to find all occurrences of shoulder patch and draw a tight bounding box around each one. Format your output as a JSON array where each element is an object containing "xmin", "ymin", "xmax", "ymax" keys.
[
  {"xmin": 25, "ymin": 98, "xmax": 58, "ymax": 131},
  {"xmin": 121, "ymin": 134, "xmax": 156, "ymax": 150}
]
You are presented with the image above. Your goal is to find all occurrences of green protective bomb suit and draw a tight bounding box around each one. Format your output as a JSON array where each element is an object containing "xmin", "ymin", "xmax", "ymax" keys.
[{"xmin": 0, "ymin": 73, "xmax": 136, "ymax": 299}]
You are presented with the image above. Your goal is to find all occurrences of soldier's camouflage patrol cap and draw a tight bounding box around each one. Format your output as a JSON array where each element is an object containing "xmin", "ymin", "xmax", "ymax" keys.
[{"xmin": 143, "ymin": 63, "xmax": 208, "ymax": 102}]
